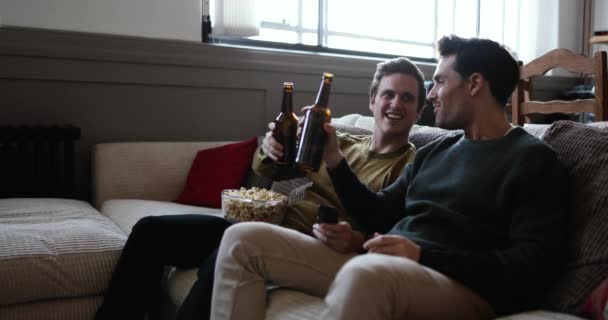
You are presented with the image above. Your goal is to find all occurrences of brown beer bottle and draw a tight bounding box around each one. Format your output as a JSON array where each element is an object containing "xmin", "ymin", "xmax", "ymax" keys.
[
  {"xmin": 295, "ymin": 73, "xmax": 333, "ymax": 172},
  {"xmin": 274, "ymin": 82, "xmax": 298, "ymax": 166}
]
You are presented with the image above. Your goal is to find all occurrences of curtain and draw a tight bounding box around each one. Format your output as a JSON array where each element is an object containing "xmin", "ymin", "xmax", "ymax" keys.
[
  {"xmin": 211, "ymin": 0, "xmax": 260, "ymax": 37},
  {"xmin": 507, "ymin": 0, "xmax": 584, "ymax": 63}
]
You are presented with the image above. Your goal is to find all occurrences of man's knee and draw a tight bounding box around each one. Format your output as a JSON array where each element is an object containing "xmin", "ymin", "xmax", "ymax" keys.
[
  {"xmin": 336, "ymin": 254, "xmax": 419, "ymax": 287},
  {"xmin": 221, "ymin": 222, "xmax": 272, "ymax": 243},
  {"xmin": 337, "ymin": 255, "xmax": 380, "ymax": 283},
  {"xmin": 219, "ymin": 222, "xmax": 280, "ymax": 256},
  {"xmin": 215, "ymin": 222, "xmax": 281, "ymax": 274},
  {"xmin": 131, "ymin": 216, "xmax": 163, "ymax": 237}
]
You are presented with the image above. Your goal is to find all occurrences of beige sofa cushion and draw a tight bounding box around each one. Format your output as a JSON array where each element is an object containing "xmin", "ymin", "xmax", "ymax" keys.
[
  {"xmin": 0, "ymin": 198, "xmax": 126, "ymax": 306},
  {"xmin": 264, "ymin": 291, "xmax": 586, "ymax": 320},
  {"xmin": 495, "ymin": 311, "xmax": 587, "ymax": 320},
  {"xmin": 101, "ymin": 199, "xmax": 222, "ymax": 234},
  {"xmin": 93, "ymin": 142, "xmax": 237, "ymax": 209},
  {"xmin": 265, "ymin": 289, "xmax": 325, "ymax": 320},
  {"xmin": 332, "ymin": 113, "xmax": 375, "ymax": 131},
  {"xmin": 166, "ymin": 268, "xmax": 198, "ymax": 306}
]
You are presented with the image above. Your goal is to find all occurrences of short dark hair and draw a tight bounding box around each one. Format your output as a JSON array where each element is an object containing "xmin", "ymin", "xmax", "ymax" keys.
[
  {"xmin": 437, "ymin": 35, "xmax": 519, "ymax": 105},
  {"xmin": 369, "ymin": 57, "xmax": 426, "ymax": 111}
]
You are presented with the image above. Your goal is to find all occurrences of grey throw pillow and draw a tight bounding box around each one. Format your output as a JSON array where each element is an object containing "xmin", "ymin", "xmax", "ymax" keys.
[
  {"xmin": 409, "ymin": 125, "xmax": 462, "ymax": 149},
  {"xmin": 540, "ymin": 120, "xmax": 608, "ymax": 314}
]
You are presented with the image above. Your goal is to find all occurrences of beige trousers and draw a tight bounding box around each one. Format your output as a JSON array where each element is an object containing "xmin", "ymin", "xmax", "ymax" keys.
[{"xmin": 211, "ymin": 222, "xmax": 494, "ymax": 320}]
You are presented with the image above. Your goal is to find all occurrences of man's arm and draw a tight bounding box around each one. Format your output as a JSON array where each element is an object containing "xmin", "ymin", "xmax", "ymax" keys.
[
  {"xmin": 322, "ymin": 123, "xmax": 410, "ymax": 235},
  {"xmin": 327, "ymin": 159, "xmax": 410, "ymax": 234}
]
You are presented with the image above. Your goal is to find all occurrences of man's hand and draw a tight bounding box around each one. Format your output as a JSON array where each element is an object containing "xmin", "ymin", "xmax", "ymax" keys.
[
  {"xmin": 261, "ymin": 122, "xmax": 284, "ymax": 161},
  {"xmin": 298, "ymin": 106, "xmax": 343, "ymax": 169},
  {"xmin": 363, "ymin": 233, "xmax": 421, "ymax": 262},
  {"xmin": 321, "ymin": 122, "xmax": 344, "ymax": 169},
  {"xmin": 312, "ymin": 221, "xmax": 365, "ymax": 254}
]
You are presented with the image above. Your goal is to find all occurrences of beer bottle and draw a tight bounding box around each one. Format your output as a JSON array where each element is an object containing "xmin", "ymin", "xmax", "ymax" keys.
[
  {"xmin": 274, "ymin": 82, "xmax": 298, "ymax": 166},
  {"xmin": 295, "ymin": 73, "xmax": 333, "ymax": 172}
]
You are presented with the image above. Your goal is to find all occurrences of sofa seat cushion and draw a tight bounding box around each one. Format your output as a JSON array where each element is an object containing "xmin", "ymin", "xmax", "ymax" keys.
[
  {"xmin": 0, "ymin": 198, "xmax": 126, "ymax": 306},
  {"xmin": 165, "ymin": 272, "xmax": 328, "ymax": 320},
  {"xmin": 495, "ymin": 310, "xmax": 587, "ymax": 320},
  {"xmin": 264, "ymin": 290, "xmax": 587, "ymax": 320},
  {"xmin": 167, "ymin": 267, "xmax": 198, "ymax": 306},
  {"xmin": 101, "ymin": 199, "xmax": 223, "ymax": 234},
  {"xmin": 265, "ymin": 289, "xmax": 325, "ymax": 320}
]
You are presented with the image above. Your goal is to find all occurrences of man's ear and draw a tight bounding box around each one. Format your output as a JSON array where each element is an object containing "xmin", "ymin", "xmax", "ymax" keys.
[
  {"xmin": 468, "ymin": 73, "xmax": 484, "ymax": 97},
  {"xmin": 369, "ymin": 95, "xmax": 375, "ymax": 112}
]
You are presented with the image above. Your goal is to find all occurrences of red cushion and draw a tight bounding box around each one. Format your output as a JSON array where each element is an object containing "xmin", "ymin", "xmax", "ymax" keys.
[
  {"xmin": 582, "ymin": 278, "xmax": 608, "ymax": 320},
  {"xmin": 175, "ymin": 137, "xmax": 258, "ymax": 208}
]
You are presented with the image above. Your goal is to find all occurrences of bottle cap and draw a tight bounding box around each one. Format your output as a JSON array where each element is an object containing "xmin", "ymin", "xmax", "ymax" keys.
[{"xmin": 283, "ymin": 82, "xmax": 294, "ymax": 91}]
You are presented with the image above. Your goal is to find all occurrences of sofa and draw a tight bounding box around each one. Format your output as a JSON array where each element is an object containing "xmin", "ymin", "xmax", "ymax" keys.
[{"xmin": 1, "ymin": 114, "xmax": 607, "ymax": 320}]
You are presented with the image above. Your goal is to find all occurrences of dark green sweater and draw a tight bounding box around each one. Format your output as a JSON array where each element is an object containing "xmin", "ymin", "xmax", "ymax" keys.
[{"xmin": 328, "ymin": 127, "xmax": 571, "ymax": 315}]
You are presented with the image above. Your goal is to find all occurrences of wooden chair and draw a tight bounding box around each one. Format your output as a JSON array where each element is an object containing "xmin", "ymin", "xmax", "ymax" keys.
[{"xmin": 510, "ymin": 48, "xmax": 607, "ymax": 125}]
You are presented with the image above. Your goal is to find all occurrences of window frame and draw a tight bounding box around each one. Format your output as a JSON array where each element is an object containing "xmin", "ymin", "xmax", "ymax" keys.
[{"xmin": 207, "ymin": 0, "xmax": 489, "ymax": 64}]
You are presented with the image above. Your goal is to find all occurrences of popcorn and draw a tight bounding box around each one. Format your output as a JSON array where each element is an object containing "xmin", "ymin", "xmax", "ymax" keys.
[{"xmin": 222, "ymin": 188, "xmax": 287, "ymax": 223}]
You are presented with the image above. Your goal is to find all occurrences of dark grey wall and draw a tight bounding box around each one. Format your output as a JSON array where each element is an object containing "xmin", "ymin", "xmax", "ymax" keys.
[{"xmin": 0, "ymin": 26, "xmax": 437, "ymax": 201}]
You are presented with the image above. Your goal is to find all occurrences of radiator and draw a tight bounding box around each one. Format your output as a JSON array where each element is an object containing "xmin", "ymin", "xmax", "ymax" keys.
[{"xmin": 0, "ymin": 125, "xmax": 81, "ymax": 199}]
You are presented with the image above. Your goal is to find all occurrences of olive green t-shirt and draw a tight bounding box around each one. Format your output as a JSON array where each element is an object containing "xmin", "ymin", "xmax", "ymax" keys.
[{"xmin": 252, "ymin": 133, "xmax": 415, "ymax": 234}]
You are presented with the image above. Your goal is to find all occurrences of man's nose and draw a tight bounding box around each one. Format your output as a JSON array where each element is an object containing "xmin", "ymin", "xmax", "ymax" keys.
[
  {"xmin": 391, "ymin": 95, "xmax": 402, "ymax": 107},
  {"xmin": 426, "ymin": 88, "xmax": 436, "ymax": 101}
]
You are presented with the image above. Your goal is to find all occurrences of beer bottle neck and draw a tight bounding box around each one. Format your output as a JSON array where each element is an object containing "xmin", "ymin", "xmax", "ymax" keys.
[
  {"xmin": 281, "ymin": 90, "xmax": 293, "ymax": 113},
  {"xmin": 315, "ymin": 83, "xmax": 331, "ymax": 109}
]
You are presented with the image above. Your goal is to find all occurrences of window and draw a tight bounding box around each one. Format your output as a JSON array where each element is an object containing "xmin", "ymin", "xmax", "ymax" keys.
[{"xmin": 208, "ymin": 0, "xmax": 563, "ymax": 63}]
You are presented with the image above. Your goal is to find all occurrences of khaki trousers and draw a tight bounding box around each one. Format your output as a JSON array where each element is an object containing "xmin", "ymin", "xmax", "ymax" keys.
[{"xmin": 211, "ymin": 222, "xmax": 494, "ymax": 320}]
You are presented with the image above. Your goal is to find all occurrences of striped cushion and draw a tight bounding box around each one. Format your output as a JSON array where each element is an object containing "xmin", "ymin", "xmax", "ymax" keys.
[
  {"xmin": 539, "ymin": 121, "xmax": 608, "ymax": 314},
  {"xmin": 0, "ymin": 198, "xmax": 126, "ymax": 305},
  {"xmin": 523, "ymin": 124, "xmax": 551, "ymax": 139},
  {"xmin": 0, "ymin": 295, "xmax": 102, "ymax": 320}
]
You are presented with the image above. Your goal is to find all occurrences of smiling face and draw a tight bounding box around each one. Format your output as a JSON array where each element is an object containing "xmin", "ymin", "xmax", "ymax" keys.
[
  {"xmin": 427, "ymin": 54, "xmax": 474, "ymax": 130},
  {"xmin": 369, "ymin": 73, "xmax": 422, "ymax": 140}
]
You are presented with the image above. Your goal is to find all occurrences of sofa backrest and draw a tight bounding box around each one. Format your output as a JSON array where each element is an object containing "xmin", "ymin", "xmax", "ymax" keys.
[{"xmin": 92, "ymin": 141, "xmax": 236, "ymax": 209}]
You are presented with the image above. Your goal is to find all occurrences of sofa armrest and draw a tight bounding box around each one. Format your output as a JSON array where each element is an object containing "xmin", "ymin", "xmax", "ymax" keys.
[{"xmin": 92, "ymin": 141, "xmax": 235, "ymax": 209}]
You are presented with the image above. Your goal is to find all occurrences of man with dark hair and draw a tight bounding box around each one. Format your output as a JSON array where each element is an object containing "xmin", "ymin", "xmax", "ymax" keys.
[{"xmin": 210, "ymin": 35, "xmax": 571, "ymax": 320}]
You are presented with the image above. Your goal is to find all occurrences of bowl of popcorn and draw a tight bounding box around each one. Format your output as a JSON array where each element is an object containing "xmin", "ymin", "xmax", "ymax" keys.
[{"xmin": 221, "ymin": 187, "xmax": 288, "ymax": 224}]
